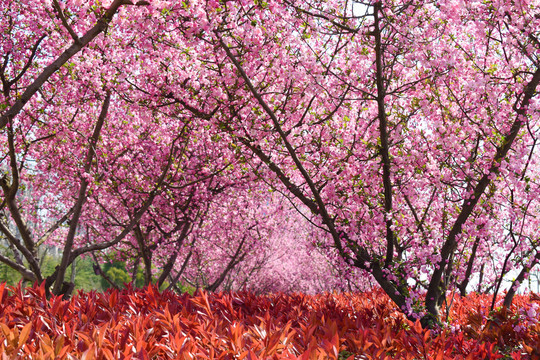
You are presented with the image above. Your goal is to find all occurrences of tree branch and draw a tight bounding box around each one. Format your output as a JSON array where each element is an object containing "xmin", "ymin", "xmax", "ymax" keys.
[
  {"xmin": 52, "ymin": 0, "xmax": 80, "ymax": 43},
  {"xmin": 217, "ymin": 34, "xmax": 347, "ymax": 259},
  {"xmin": 36, "ymin": 207, "xmax": 75, "ymax": 247},
  {"xmin": 52, "ymin": 92, "xmax": 111, "ymax": 294},
  {"xmin": 373, "ymin": 2, "xmax": 395, "ymax": 267},
  {"xmin": 0, "ymin": 0, "xmax": 136, "ymax": 130},
  {"xmin": 0, "ymin": 253, "xmax": 36, "ymax": 282},
  {"xmin": 425, "ymin": 65, "xmax": 540, "ymax": 320},
  {"xmin": 206, "ymin": 236, "xmax": 247, "ymax": 292}
]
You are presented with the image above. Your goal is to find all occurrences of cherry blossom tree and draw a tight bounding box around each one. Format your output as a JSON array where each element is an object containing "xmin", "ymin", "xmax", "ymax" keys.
[
  {"xmin": 175, "ymin": 188, "xmax": 346, "ymax": 294},
  {"xmin": 143, "ymin": 0, "xmax": 539, "ymax": 325},
  {"xmin": 0, "ymin": 0, "xmax": 214, "ymax": 296},
  {"xmin": 1, "ymin": 0, "xmax": 334, "ymax": 298}
]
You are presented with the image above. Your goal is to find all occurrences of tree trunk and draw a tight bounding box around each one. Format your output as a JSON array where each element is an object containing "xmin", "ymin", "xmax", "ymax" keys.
[
  {"xmin": 504, "ymin": 252, "xmax": 540, "ymax": 308},
  {"xmin": 458, "ymin": 237, "xmax": 481, "ymax": 296}
]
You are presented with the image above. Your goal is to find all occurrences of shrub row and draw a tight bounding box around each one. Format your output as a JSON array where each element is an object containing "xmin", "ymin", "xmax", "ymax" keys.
[{"xmin": 0, "ymin": 282, "xmax": 539, "ymax": 359}]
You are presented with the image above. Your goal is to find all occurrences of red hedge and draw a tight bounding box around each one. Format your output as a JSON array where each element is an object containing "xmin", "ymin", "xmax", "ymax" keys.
[{"xmin": 0, "ymin": 282, "xmax": 538, "ymax": 359}]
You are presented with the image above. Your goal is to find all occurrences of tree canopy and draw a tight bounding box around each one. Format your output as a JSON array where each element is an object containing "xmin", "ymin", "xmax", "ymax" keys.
[{"xmin": 1, "ymin": 0, "xmax": 539, "ymax": 326}]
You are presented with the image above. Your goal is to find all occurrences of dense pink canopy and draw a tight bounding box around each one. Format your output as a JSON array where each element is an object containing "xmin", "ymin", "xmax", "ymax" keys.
[{"xmin": 1, "ymin": 0, "xmax": 539, "ymax": 324}]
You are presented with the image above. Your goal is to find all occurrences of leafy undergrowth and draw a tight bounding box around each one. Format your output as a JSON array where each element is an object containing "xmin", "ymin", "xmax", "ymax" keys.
[{"xmin": 0, "ymin": 282, "xmax": 539, "ymax": 359}]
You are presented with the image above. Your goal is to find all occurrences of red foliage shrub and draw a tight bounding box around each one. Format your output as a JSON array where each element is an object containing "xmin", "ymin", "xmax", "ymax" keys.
[{"xmin": 0, "ymin": 283, "xmax": 538, "ymax": 359}]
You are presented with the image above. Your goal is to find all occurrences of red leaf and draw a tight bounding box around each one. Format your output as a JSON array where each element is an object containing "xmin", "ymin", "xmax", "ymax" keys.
[{"xmin": 247, "ymin": 349, "xmax": 259, "ymax": 360}]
